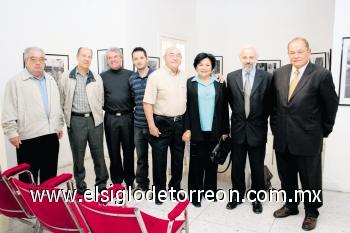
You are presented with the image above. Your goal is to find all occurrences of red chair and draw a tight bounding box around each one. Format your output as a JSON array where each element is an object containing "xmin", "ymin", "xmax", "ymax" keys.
[
  {"xmin": 12, "ymin": 173, "xmax": 89, "ymax": 233},
  {"xmin": 71, "ymin": 196, "xmax": 189, "ymax": 233},
  {"xmin": 0, "ymin": 163, "xmax": 36, "ymax": 225}
]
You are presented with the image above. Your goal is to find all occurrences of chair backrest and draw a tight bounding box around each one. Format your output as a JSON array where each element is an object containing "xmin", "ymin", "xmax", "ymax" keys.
[
  {"xmin": 73, "ymin": 199, "xmax": 143, "ymax": 233},
  {"xmin": 12, "ymin": 178, "xmax": 85, "ymax": 233},
  {"xmin": 0, "ymin": 167, "xmax": 33, "ymax": 219}
]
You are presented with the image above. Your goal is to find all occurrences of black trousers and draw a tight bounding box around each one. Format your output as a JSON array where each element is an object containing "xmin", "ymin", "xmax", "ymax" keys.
[
  {"xmin": 16, "ymin": 133, "xmax": 59, "ymax": 184},
  {"xmin": 188, "ymin": 132, "xmax": 218, "ymax": 203},
  {"xmin": 149, "ymin": 115, "xmax": 185, "ymax": 195},
  {"xmin": 134, "ymin": 127, "xmax": 150, "ymax": 187},
  {"xmin": 275, "ymin": 149, "xmax": 322, "ymax": 217},
  {"xmin": 104, "ymin": 112, "xmax": 135, "ymax": 185},
  {"xmin": 230, "ymin": 141, "xmax": 266, "ymax": 201}
]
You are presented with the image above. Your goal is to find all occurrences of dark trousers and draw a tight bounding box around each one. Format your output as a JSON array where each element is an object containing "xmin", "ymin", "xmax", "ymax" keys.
[
  {"xmin": 230, "ymin": 142, "xmax": 266, "ymax": 201},
  {"xmin": 16, "ymin": 133, "xmax": 59, "ymax": 184},
  {"xmin": 188, "ymin": 132, "xmax": 217, "ymax": 203},
  {"xmin": 275, "ymin": 149, "xmax": 322, "ymax": 217},
  {"xmin": 68, "ymin": 115, "xmax": 108, "ymax": 192},
  {"xmin": 134, "ymin": 127, "xmax": 150, "ymax": 187},
  {"xmin": 149, "ymin": 115, "xmax": 185, "ymax": 194},
  {"xmin": 104, "ymin": 112, "xmax": 135, "ymax": 185}
]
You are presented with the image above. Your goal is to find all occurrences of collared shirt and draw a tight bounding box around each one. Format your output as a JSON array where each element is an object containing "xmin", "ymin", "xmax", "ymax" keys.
[
  {"xmin": 192, "ymin": 75, "xmax": 217, "ymax": 131},
  {"xmin": 28, "ymin": 70, "xmax": 49, "ymax": 116},
  {"xmin": 143, "ymin": 66, "xmax": 187, "ymax": 117},
  {"xmin": 129, "ymin": 68, "xmax": 154, "ymax": 128},
  {"xmin": 290, "ymin": 62, "xmax": 309, "ymax": 84},
  {"xmin": 72, "ymin": 70, "xmax": 91, "ymax": 113},
  {"xmin": 242, "ymin": 67, "xmax": 256, "ymax": 89}
]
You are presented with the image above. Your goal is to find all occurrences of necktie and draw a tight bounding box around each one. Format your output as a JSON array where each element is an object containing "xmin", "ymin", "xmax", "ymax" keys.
[
  {"xmin": 288, "ymin": 69, "xmax": 300, "ymax": 101},
  {"xmin": 244, "ymin": 72, "xmax": 251, "ymax": 118}
]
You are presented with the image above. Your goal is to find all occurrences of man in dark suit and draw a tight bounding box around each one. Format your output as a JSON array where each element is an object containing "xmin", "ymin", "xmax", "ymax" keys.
[
  {"xmin": 226, "ymin": 46, "xmax": 272, "ymax": 214},
  {"xmin": 270, "ymin": 37, "xmax": 338, "ymax": 231}
]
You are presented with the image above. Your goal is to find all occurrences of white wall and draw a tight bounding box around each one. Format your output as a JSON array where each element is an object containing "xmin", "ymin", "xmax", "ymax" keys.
[
  {"xmin": 194, "ymin": 0, "xmax": 335, "ymax": 76},
  {"xmin": 323, "ymin": 0, "xmax": 350, "ymax": 192}
]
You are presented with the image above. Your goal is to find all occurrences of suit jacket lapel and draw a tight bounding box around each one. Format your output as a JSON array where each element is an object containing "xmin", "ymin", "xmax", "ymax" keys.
[
  {"xmin": 283, "ymin": 65, "xmax": 292, "ymax": 105},
  {"xmin": 214, "ymin": 81, "xmax": 220, "ymax": 105},
  {"xmin": 289, "ymin": 63, "xmax": 313, "ymax": 102},
  {"xmin": 234, "ymin": 71, "xmax": 244, "ymax": 97},
  {"xmin": 192, "ymin": 81, "xmax": 199, "ymax": 110},
  {"xmin": 250, "ymin": 70, "xmax": 263, "ymax": 96}
]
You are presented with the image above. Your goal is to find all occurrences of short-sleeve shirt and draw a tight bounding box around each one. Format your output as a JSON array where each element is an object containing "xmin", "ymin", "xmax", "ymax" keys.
[{"xmin": 143, "ymin": 66, "xmax": 187, "ymax": 117}]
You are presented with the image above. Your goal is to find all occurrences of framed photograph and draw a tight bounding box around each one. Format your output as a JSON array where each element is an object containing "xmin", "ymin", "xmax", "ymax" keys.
[
  {"xmin": 339, "ymin": 37, "xmax": 350, "ymax": 106},
  {"xmin": 22, "ymin": 53, "xmax": 69, "ymax": 83},
  {"xmin": 133, "ymin": 56, "xmax": 160, "ymax": 72},
  {"xmin": 213, "ymin": 56, "xmax": 223, "ymax": 74},
  {"xmin": 256, "ymin": 60, "xmax": 281, "ymax": 74},
  {"xmin": 97, "ymin": 48, "xmax": 123, "ymax": 73},
  {"xmin": 310, "ymin": 52, "xmax": 327, "ymax": 69}
]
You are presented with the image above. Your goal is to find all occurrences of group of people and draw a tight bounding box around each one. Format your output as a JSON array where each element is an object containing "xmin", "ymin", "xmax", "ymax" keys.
[{"xmin": 2, "ymin": 36, "xmax": 338, "ymax": 231}]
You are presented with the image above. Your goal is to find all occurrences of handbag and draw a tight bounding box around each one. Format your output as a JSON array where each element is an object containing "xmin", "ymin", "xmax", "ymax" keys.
[{"xmin": 210, "ymin": 137, "xmax": 231, "ymax": 165}]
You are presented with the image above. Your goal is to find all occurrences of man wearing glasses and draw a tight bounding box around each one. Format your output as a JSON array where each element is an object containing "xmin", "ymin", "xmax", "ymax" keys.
[{"xmin": 2, "ymin": 46, "xmax": 64, "ymax": 184}]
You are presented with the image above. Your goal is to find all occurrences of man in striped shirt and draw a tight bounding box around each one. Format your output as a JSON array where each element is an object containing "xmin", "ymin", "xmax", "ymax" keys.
[{"xmin": 129, "ymin": 47, "xmax": 155, "ymax": 191}]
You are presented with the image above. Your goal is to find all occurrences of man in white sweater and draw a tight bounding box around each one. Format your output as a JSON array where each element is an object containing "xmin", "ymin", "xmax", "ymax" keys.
[{"xmin": 2, "ymin": 46, "xmax": 64, "ymax": 184}]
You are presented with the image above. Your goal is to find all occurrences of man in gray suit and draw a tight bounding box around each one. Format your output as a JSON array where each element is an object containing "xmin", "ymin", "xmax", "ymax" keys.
[
  {"xmin": 226, "ymin": 46, "xmax": 272, "ymax": 214},
  {"xmin": 270, "ymin": 37, "xmax": 338, "ymax": 231}
]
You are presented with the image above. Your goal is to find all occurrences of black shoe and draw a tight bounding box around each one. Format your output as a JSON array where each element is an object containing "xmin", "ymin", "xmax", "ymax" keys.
[
  {"xmin": 155, "ymin": 197, "xmax": 163, "ymax": 205},
  {"xmin": 77, "ymin": 188, "xmax": 87, "ymax": 195},
  {"xmin": 126, "ymin": 183, "xmax": 135, "ymax": 191},
  {"xmin": 252, "ymin": 201, "xmax": 263, "ymax": 214},
  {"xmin": 302, "ymin": 216, "xmax": 317, "ymax": 231},
  {"xmin": 172, "ymin": 192, "xmax": 186, "ymax": 201},
  {"xmin": 98, "ymin": 186, "xmax": 107, "ymax": 194},
  {"xmin": 273, "ymin": 206, "xmax": 299, "ymax": 218},
  {"xmin": 135, "ymin": 184, "xmax": 149, "ymax": 191},
  {"xmin": 191, "ymin": 202, "xmax": 201, "ymax": 208},
  {"xmin": 226, "ymin": 199, "xmax": 242, "ymax": 210}
]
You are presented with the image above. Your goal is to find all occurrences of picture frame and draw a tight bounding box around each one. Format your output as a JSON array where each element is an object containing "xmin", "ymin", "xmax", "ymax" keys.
[
  {"xmin": 339, "ymin": 37, "xmax": 350, "ymax": 106},
  {"xmin": 310, "ymin": 52, "xmax": 327, "ymax": 69},
  {"xmin": 213, "ymin": 56, "xmax": 223, "ymax": 74},
  {"xmin": 97, "ymin": 48, "xmax": 123, "ymax": 74},
  {"xmin": 22, "ymin": 53, "xmax": 69, "ymax": 83},
  {"xmin": 256, "ymin": 60, "xmax": 281, "ymax": 74},
  {"xmin": 133, "ymin": 56, "xmax": 160, "ymax": 72}
]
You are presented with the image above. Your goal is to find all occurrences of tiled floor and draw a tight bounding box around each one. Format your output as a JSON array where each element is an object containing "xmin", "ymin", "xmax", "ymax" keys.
[{"xmin": 1, "ymin": 153, "xmax": 350, "ymax": 233}]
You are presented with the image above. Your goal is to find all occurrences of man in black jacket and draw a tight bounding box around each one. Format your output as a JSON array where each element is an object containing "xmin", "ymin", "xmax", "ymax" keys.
[
  {"xmin": 226, "ymin": 46, "xmax": 272, "ymax": 214},
  {"xmin": 270, "ymin": 37, "xmax": 338, "ymax": 231},
  {"xmin": 100, "ymin": 47, "xmax": 135, "ymax": 188}
]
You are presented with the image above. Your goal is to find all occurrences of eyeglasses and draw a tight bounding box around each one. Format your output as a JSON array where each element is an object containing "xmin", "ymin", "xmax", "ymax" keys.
[{"xmin": 28, "ymin": 57, "xmax": 46, "ymax": 63}]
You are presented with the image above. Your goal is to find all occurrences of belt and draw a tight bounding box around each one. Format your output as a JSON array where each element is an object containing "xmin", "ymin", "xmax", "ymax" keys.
[
  {"xmin": 106, "ymin": 110, "xmax": 133, "ymax": 117},
  {"xmin": 71, "ymin": 112, "xmax": 92, "ymax": 117},
  {"xmin": 154, "ymin": 114, "xmax": 183, "ymax": 122}
]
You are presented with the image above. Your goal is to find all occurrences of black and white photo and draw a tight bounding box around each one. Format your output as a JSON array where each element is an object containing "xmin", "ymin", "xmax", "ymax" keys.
[{"xmin": 256, "ymin": 60, "xmax": 281, "ymax": 74}]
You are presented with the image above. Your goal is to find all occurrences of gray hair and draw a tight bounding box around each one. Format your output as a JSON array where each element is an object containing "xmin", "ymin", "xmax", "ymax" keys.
[
  {"xmin": 23, "ymin": 46, "xmax": 45, "ymax": 61},
  {"xmin": 106, "ymin": 47, "xmax": 123, "ymax": 59},
  {"xmin": 239, "ymin": 45, "xmax": 259, "ymax": 59}
]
